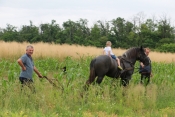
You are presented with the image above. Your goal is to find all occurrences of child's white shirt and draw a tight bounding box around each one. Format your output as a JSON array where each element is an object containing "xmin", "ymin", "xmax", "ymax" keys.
[{"xmin": 104, "ymin": 46, "xmax": 114, "ymax": 55}]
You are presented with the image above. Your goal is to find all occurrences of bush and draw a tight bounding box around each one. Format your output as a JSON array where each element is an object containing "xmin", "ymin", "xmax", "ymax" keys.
[{"xmin": 156, "ymin": 43, "xmax": 175, "ymax": 53}]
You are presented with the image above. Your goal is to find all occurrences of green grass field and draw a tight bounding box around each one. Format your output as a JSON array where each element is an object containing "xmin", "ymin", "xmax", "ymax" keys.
[{"xmin": 0, "ymin": 56, "xmax": 175, "ymax": 117}]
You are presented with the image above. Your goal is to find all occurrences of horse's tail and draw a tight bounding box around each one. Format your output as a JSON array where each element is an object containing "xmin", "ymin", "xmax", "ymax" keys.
[{"xmin": 84, "ymin": 58, "xmax": 96, "ymax": 90}]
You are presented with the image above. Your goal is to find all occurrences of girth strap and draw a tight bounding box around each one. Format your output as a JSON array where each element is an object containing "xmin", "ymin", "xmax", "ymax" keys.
[
  {"xmin": 120, "ymin": 67, "xmax": 134, "ymax": 74},
  {"xmin": 114, "ymin": 57, "xmax": 135, "ymax": 78},
  {"xmin": 114, "ymin": 67, "xmax": 134, "ymax": 78},
  {"xmin": 116, "ymin": 57, "xmax": 135, "ymax": 76}
]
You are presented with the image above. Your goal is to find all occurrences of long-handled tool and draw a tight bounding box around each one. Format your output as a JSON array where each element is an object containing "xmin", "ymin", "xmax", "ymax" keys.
[{"xmin": 42, "ymin": 76, "xmax": 64, "ymax": 91}]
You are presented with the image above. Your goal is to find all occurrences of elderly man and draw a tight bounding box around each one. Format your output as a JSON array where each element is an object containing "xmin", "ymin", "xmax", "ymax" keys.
[
  {"xmin": 139, "ymin": 47, "xmax": 152, "ymax": 85},
  {"xmin": 17, "ymin": 45, "xmax": 43, "ymax": 92}
]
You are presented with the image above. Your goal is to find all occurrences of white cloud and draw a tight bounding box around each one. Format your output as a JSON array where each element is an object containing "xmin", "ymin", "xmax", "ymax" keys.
[{"xmin": 0, "ymin": 0, "xmax": 175, "ymax": 28}]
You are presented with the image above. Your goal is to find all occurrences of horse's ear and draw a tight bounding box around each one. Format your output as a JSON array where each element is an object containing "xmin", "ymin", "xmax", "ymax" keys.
[
  {"xmin": 140, "ymin": 46, "xmax": 143, "ymax": 50},
  {"xmin": 140, "ymin": 46, "xmax": 144, "ymax": 51}
]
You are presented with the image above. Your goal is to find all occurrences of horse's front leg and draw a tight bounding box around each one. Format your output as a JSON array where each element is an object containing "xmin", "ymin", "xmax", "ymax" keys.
[
  {"xmin": 120, "ymin": 74, "xmax": 131, "ymax": 87},
  {"xmin": 120, "ymin": 78, "xmax": 129, "ymax": 86}
]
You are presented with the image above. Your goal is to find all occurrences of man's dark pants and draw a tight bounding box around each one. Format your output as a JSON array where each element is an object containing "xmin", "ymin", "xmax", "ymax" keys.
[{"xmin": 19, "ymin": 77, "xmax": 36, "ymax": 93}]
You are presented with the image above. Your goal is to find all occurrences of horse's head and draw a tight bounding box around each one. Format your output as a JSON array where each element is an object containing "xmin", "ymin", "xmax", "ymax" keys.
[{"xmin": 137, "ymin": 46, "xmax": 149, "ymax": 66}]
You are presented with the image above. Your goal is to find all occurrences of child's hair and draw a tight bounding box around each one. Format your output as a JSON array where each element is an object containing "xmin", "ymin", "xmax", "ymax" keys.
[{"xmin": 106, "ymin": 41, "xmax": 112, "ymax": 46}]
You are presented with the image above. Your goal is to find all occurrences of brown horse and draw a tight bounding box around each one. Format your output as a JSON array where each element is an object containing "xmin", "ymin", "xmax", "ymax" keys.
[{"xmin": 85, "ymin": 46, "xmax": 149, "ymax": 88}]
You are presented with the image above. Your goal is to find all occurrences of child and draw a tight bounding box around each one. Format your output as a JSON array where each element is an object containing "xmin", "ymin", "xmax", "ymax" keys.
[{"xmin": 103, "ymin": 41, "xmax": 123, "ymax": 70}]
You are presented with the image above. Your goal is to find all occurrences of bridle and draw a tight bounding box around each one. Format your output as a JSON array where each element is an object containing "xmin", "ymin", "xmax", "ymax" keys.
[{"xmin": 120, "ymin": 48, "xmax": 147, "ymax": 74}]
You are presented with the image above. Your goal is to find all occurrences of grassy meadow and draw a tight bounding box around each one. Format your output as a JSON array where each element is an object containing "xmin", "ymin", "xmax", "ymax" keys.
[{"xmin": 0, "ymin": 41, "xmax": 175, "ymax": 117}]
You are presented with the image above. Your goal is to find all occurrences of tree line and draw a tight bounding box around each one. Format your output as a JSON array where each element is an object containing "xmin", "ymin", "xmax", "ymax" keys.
[{"xmin": 0, "ymin": 14, "xmax": 175, "ymax": 53}]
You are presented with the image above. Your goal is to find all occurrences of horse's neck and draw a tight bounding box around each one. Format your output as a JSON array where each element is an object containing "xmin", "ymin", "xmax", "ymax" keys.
[
  {"xmin": 123, "ymin": 52, "xmax": 137, "ymax": 65},
  {"xmin": 126, "ymin": 58, "xmax": 136, "ymax": 65},
  {"xmin": 130, "ymin": 59, "xmax": 136, "ymax": 65}
]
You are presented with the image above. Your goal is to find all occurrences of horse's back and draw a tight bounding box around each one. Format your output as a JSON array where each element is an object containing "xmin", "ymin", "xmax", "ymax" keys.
[
  {"xmin": 93, "ymin": 55, "xmax": 112, "ymax": 66},
  {"xmin": 91, "ymin": 55, "xmax": 118, "ymax": 77}
]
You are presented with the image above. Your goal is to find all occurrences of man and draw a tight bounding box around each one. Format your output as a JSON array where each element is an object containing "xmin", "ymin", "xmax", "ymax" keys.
[
  {"xmin": 17, "ymin": 45, "xmax": 43, "ymax": 92},
  {"xmin": 139, "ymin": 47, "xmax": 152, "ymax": 85}
]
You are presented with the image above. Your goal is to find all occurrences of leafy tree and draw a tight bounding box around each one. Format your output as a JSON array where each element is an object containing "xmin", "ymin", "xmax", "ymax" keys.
[
  {"xmin": 0, "ymin": 24, "xmax": 19, "ymax": 42},
  {"xmin": 89, "ymin": 24, "xmax": 101, "ymax": 47},
  {"xmin": 74, "ymin": 19, "xmax": 90, "ymax": 45},
  {"xmin": 18, "ymin": 21, "xmax": 40, "ymax": 42},
  {"xmin": 97, "ymin": 20, "xmax": 110, "ymax": 37},
  {"xmin": 130, "ymin": 12, "xmax": 147, "ymax": 46},
  {"xmin": 40, "ymin": 20, "xmax": 61, "ymax": 43},
  {"xmin": 62, "ymin": 20, "xmax": 78, "ymax": 44},
  {"xmin": 157, "ymin": 17, "xmax": 174, "ymax": 39},
  {"xmin": 155, "ymin": 16, "xmax": 175, "ymax": 49},
  {"xmin": 110, "ymin": 17, "xmax": 130, "ymax": 48},
  {"xmin": 127, "ymin": 31, "xmax": 138, "ymax": 47}
]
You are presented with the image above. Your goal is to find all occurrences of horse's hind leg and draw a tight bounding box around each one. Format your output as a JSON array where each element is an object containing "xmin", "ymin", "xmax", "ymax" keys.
[
  {"xmin": 85, "ymin": 68, "xmax": 96, "ymax": 85},
  {"xmin": 84, "ymin": 73, "xmax": 97, "ymax": 91},
  {"xmin": 96, "ymin": 75, "xmax": 105, "ymax": 84},
  {"xmin": 86, "ymin": 77, "xmax": 96, "ymax": 85},
  {"xmin": 86, "ymin": 74, "xmax": 97, "ymax": 85}
]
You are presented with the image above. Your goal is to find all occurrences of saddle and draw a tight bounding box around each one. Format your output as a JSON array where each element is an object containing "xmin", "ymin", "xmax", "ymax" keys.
[{"xmin": 114, "ymin": 57, "xmax": 134, "ymax": 78}]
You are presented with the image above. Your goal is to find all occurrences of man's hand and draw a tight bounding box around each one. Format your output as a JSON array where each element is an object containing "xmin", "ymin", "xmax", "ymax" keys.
[
  {"xmin": 22, "ymin": 67, "xmax": 26, "ymax": 71},
  {"xmin": 34, "ymin": 66, "xmax": 43, "ymax": 78},
  {"xmin": 38, "ymin": 74, "xmax": 43, "ymax": 78},
  {"xmin": 140, "ymin": 62, "xmax": 144, "ymax": 68}
]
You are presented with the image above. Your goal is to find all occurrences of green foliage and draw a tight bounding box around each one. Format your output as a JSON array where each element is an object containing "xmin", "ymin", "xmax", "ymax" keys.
[
  {"xmin": 156, "ymin": 43, "xmax": 175, "ymax": 53},
  {"xmin": 1, "ymin": 58, "xmax": 175, "ymax": 116},
  {"xmin": 142, "ymin": 39, "xmax": 155, "ymax": 48},
  {"xmin": 1, "ymin": 24, "xmax": 18, "ymax": 42},
  {"xmin": 0, "ymin": 17, "xmax": 174, "ymax": 52}
]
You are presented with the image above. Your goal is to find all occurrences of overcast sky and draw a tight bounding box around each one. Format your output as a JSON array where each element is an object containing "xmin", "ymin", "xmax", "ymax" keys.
[{"xmin": 0, "ymin": 0, "xmax": 175, "ymax": 29}]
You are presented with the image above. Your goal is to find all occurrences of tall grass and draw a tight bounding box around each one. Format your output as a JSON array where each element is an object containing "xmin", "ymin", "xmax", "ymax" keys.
[
  {"xmin": 1, "ymin": 57, "xmax": 175, "ymax": 117},
  {"xmin": 1, "ymin": 41, "xmax": 175, "ymax": 116},
  {"xmin": 0, "ymin": 41, "xmax": 175, "ymax": 62}
]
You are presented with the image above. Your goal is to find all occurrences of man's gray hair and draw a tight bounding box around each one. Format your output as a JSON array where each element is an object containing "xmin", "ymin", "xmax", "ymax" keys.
[{"xmin": 26, "ymin": 45, "xmax": 34, "ymax": 50}]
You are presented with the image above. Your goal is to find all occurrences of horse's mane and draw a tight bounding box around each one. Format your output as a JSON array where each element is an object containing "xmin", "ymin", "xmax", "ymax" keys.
[{"xmin": 122, "ymin": 47, "xmax": 139, "ymax": 58}]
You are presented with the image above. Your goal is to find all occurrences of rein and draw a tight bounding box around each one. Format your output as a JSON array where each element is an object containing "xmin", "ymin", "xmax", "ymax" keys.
[
  {"xmin": 115, "ymin": 47, "xmax": 148, "ymax": 78},
  {"xmin": 120, "ymin": 47, "xmax": 144, "ymax": 74}
]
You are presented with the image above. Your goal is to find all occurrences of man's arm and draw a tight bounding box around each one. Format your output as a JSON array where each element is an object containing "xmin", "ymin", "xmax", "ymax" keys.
[
  {"xmin": 140, "ymin": 62, "xmax": 144, "ymax": 68},
  {"xmin": 34, "ymin": 66, "xmax": 43, "ymax": 78},
  {"xmin": 17, "ymin": 58, "xmax": 26, "ymax": 71}
]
